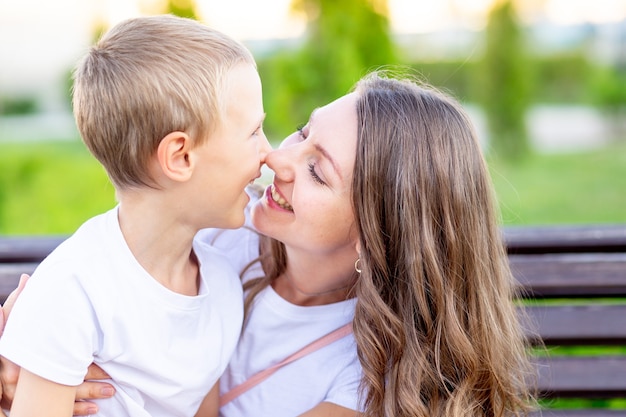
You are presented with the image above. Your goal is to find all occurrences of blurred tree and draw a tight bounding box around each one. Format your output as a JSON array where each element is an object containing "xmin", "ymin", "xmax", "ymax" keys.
[
  {"xmin": 163, "ymin": 0, "xmax": 199, "ymax": 20},
  {"xmin": 259, "ymin": 0, "xmax": 397, "ymax": 140},
  {"xmin": 590, "ymin": 50, "xmax": 626, "ymax": 142},
  {"xmin": 478, "ymin": 0, "xmax": 531, "ymax": 162}
]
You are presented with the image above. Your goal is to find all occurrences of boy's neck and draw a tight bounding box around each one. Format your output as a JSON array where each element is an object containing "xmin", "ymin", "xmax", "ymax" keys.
[{"xmin": 116, "ymin": 193, "xmax": 200, "ymax": 296}]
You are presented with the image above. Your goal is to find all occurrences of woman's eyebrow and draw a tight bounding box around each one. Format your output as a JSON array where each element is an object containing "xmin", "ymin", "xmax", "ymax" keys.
[
  {"xmin": 308, "ymin": 109, "xmax": 343, "ymax": 180},
  {"xmin": 314, "ymin": 143, "xmax": 342, "ymax": 180}
]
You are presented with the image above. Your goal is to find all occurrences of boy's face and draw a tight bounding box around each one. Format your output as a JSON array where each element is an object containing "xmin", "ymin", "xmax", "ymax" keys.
[{"xmin": 194, "ymin": 62, "xmax": 270, "ymax": 229}]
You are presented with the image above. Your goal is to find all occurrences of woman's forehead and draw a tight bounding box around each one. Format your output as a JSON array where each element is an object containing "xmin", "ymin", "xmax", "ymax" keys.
[{"xmin": 311, "ymin": 93, "xmax": 359, "ymax": 178}]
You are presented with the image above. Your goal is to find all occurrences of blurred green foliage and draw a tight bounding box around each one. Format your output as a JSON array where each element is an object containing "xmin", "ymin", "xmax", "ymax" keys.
[
  {"xmin": 0, "ymin": 142, "xmax": 115, "ymax": 234},
  {"xmin": 258, "ymin": 0, "xmax": 397, "ymax": 139},
  {"xmin": 589, "ymin": 62, "xmax": 626, "ymax": 141},
  {"xmin": 532, "ymin": 53, "xmax": 594, "ymax": 103},
  {"xmin": 406, "ymin": 51, "xmax": 595, "ymax": 105},
  {"xmin": 591, "ymin": 63, "xmax": 626, "ymax": 111},
  {"xmin": 0, "ymin": 141, "xmax": 624, "ymax": 234},
  {"xmin": 0, "ymin": 96, "xmax": 38, "ymax": 115},
  {"xmin": 1, "ymin": 0, "xmax": 624, "ymax": 235},
  {"xmin": 164, "ymin": 0, "xmax": 199, "ymax": 20},
  {"xmin": 478, "ymin": 0, "xmax": 531, "ymax": 162}
]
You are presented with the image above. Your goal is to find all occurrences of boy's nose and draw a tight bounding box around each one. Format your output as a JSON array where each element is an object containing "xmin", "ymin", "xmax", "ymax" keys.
[{"xmin": 258, "ymin": 133, "xmax": 272, "ymax": 162}]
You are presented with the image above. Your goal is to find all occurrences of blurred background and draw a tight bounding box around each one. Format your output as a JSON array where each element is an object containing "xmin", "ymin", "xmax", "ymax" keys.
[{"xmin": 0, "ymin": 0, "xmax": 625, "ymax": 234}]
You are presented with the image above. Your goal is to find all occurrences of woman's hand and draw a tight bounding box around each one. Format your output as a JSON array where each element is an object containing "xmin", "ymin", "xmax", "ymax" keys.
[
  {"xmin": 0, "ymin": 274, "xmax": 30, "ymax": 413},
  {"xmin": 72, "ymin": 364, "xmax": 116, "ymax": 416},
  {"xmin": 0, "ymin": 274, "xmax": 116, "ymax": 415},
  {"xmin": 0, "ymin": 274, "xmax": 29, "ymax": 335}
]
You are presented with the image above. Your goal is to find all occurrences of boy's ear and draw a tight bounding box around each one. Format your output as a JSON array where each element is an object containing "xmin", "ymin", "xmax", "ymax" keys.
[{"xmin": 156, "ymin": 131, "xmax": 193, "ymax": 182}]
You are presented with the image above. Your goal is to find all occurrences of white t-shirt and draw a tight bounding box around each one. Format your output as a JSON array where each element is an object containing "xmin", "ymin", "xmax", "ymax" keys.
[
  {"xmin": 197, "ymin": 200, "xmax": 363, "ymax": 417},
  {"xmin": 0, "ymin": 207, "xmax": 243, "ymax": 417}
]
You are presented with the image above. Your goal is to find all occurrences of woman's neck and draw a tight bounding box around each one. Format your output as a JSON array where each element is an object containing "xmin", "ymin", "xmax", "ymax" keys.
[{"xmin": 272, "ymin": 249, "xmax": 357, "ymax": 306}]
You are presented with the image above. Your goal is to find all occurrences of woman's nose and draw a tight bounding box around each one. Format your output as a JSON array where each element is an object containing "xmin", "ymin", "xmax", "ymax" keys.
[{"xmin": 265, "ymin": 145, "xmax": 296, "ymax": 182}]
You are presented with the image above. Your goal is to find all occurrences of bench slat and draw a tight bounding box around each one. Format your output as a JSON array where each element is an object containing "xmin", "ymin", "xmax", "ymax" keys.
[
  {"xmin": 0, "ymin": 236, "xmax": 64, "ymax": 262},
  {"xmin": 536, "ymin": 356, "xmax": 626, "ymax": 398},
  {"xmin": 504, "ymin": 225, "xmax": 626, "ymax": 254},
  {"xmin": 529, "ymin": 410, "xmax": 626, "ymax": 417},
  {"xmin": 2, "ymin": 230, "xmax": 626, "ymax": 415},
  {"xmin": 0, "ymin": 263, "xmax": 38, "ymax": 304},
  {"xmin": 525, "ymin": 304, "xmax": 626, "ymax": 346},
  {"xmin": 512, "ymin": 253, "xmax": 626, "ymax": 298}
]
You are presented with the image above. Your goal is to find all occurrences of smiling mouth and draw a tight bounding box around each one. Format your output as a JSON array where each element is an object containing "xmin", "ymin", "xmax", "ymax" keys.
[{"xmin": 270, "ymin": 184, "xmax": 293, "ymax": 211}]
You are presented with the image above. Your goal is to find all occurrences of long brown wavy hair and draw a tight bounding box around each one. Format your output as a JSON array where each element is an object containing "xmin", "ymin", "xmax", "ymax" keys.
[
  {"xmin": 243, "ymin": 72, "xmax": 534, "ymax": 416},
  {"xmin": 350, "ymin": 73, "xmax": 533, "ymax": 416}
]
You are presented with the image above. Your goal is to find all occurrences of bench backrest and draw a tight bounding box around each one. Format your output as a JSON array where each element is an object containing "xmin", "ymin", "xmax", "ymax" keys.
[
  {"xmin": 1, "ymin": 224, "xmax": 626, "ymax": 415},
  {"xmin": 505, "ymin": 225, "xmax": 626, "ymax": 416}
]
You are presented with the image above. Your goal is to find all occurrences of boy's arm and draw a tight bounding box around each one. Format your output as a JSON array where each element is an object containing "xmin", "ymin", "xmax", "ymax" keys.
[
  {"xmin": 10, "ymin": 368, "xmax": 76, "ymax": 417},
  {"xmin": 1, "ymin": 275, "xmax": 115, "ymax": 416},
  {"xmin": 297, "ymin": 402, "xmax": 357, "ymax": 417},
  {"xmin": 194, "ymin": 381, "xmax": 219, "ymax": 417}
]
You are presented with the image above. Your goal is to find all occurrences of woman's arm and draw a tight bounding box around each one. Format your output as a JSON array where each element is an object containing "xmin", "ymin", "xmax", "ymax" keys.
[
  {"xmin": 195, "ymin": 382, "xmax": 219, "ymax": 417},
  {"xmin": 10, "ymin": 368, "xmax": 76, "ymax": 417},
  {"xmin": 298, "ymin": 402, "xmax": 357, "ymax": 417}
]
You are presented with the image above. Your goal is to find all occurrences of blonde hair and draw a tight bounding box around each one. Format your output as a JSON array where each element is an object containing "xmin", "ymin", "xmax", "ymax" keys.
[
  {"xmin": 351, "ymin": 72, "xmax": 533, "ymax": 416},
  {"xmin": 72, "ymin": 15, "xmax": 255, "ymax": 188}
]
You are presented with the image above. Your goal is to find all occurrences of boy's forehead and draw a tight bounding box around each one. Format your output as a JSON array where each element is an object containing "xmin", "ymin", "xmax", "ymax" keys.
[
  {"xmin": 223, "ymin": 64, "xmax": 264, "ymax": 113},
  {"xmin": 206, "ymin": 63, "xmax": 264, "ymax": 137}
]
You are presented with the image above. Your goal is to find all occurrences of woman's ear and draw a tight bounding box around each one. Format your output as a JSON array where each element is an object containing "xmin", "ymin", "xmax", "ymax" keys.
[{"xmin": 156, "ymin": 131, "xmax": 193, "ymax": 182}]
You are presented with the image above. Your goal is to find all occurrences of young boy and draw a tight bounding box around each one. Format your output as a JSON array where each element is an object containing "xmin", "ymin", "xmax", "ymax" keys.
[{"xmin": 0, "ymin": 15, "xmax": 270, "ymax": 417}]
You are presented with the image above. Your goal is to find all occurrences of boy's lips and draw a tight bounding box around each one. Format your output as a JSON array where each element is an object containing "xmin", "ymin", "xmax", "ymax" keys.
[
  {"xmin": 249, "ymin": 171, "xmax": 262, "ymax": 185},
  {"xmin": 267, "ymin": 184, "xmax": 293, "ymax": 211}
]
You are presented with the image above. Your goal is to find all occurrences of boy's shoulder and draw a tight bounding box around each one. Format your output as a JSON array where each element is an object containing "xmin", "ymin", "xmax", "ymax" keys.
[
  {"xmin": 35, "ymin": 207, "xmax": 124, "ymax": 281},
  {"xmin": 48, "ymin": 207, "xmax": 119, "ymax": 259}
]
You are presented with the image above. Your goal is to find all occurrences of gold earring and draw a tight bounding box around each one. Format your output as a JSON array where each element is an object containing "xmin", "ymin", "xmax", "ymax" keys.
[{"xmin": 354, "ymin": 258, "xmax": 361, "ymax": 274}]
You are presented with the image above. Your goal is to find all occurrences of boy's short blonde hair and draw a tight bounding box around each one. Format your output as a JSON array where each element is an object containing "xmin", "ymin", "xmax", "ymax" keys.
[{"xmin": 72, "ymin": 15, "xmax": 255, "ymax": 188}]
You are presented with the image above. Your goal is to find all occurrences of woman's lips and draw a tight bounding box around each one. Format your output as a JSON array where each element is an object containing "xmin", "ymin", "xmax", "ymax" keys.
[{"xmin": 267, "ymin": 184, "xmax": 293, "ymax": 211}]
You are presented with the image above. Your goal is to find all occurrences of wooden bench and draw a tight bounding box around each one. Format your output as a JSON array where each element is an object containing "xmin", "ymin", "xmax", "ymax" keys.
[
  {"xmin": 1, "ymin": 225, "xmax": 626, "ymax": 416},
  {"xmin": 506, "ymin": 224, "xmax": 626, "ymax": 417}
]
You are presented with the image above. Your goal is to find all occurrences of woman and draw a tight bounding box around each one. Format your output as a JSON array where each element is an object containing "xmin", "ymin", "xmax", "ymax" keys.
[{"xmin": 0, "ymin": 72, "xmax": 534, "ymax": 417}]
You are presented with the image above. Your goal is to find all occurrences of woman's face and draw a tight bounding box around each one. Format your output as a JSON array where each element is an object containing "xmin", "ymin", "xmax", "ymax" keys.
[{"xmin": 251, "ymin": 92, "xmax": 359, "ymax": 256}]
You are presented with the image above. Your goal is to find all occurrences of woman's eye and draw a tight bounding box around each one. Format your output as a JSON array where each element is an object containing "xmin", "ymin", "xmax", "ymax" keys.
[
  {"xmin": 297, "ymin": 124, "xmax": 308, "ymax": 140},
  {"xmin": 308, "ymin": 162, "xmax": 325, "ymax": 185}
]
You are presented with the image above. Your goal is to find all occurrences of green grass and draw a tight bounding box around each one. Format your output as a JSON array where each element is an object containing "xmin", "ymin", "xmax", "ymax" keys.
[
  {"xmin": 0, "ymin": 141, "xmax": 115, "ymax": 235},
  {"xmin": 489, "ymin": 144, "xmax": 626, "ymax": 225},
  {"xmin": 0, "ymin": 140, "xmax": 625, "ymax": 234}
]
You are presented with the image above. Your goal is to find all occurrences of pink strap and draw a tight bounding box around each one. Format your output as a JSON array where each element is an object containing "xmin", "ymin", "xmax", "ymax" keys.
[{"xmin": 219, "ymin": 322, "xmax": 353, "ymax": 407}]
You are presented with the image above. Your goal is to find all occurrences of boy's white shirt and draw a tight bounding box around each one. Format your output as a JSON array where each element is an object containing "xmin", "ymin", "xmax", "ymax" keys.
[{"xmin": 0, "ymin": 206, "xmax": 243, "ymax": 416}]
